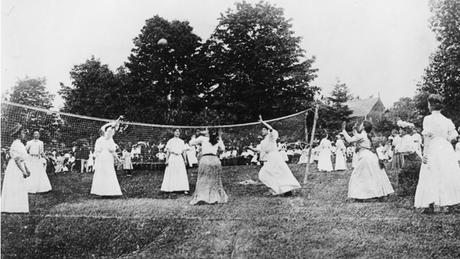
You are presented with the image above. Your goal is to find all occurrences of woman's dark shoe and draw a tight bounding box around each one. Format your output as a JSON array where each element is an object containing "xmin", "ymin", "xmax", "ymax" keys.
[
  {"xmin": 421, "ymin": 204, "xmax": 435, "ymax": 214},
  {"xmin": 282, "ymin": 191, "xmax": 293, "ymax": 197}
]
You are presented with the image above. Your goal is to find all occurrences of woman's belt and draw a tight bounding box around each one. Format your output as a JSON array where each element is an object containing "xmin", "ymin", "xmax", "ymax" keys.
[
  {"xmin": 399, "ymin": 152, "xmax": 414, "ymax": 156},
  {"xmin": 202, "ymin": 153, "xmax": 217, "ymax": 157}
]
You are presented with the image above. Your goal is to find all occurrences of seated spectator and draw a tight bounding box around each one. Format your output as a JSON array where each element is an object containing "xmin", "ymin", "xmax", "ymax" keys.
[{"xmin": 69, "ymin": 152, "xmax": 76, "ymax": 172}]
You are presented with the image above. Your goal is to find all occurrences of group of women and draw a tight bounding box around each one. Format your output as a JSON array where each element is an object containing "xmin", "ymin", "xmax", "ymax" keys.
[
  {"xmin": 1, "ymin": 126, "xmax": 53, "ymax": 213},
  {"xmin": 316, "ymin": 134, "xmax": 348, "ymax": 172},
  {"xmin": 3, "ymin": 94, "xmax": 460, "ymax": 214},
  {"xmin": 340, "ymin": 94, "xmax": 460, "ymax": 213}
]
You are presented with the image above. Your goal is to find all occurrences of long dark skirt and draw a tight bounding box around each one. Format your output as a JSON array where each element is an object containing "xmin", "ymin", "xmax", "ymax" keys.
[
  {"xmin": 397, "ymin": 153, "xmax": 421, "ymax": 196},
  {"xmin": 190, "ymin": 155, "xmax": 228, "ymax": 205},
  {"xmin": 391, "ymin": 153, "xmax": 404, "ymax": 170}
]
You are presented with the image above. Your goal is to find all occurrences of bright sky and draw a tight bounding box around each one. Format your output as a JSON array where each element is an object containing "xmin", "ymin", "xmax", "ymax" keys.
[{"xmin": 1, "ymin": 0, "xmax": 439, "ymax": 110}]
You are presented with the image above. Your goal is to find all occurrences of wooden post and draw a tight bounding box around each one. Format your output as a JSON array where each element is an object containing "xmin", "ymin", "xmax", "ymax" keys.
[{"xmin": 304, "ymin": 104, "xmax": 319, "ymax": 184}]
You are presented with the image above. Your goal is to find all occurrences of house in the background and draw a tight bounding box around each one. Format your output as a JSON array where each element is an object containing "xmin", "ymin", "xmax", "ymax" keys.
[{"xmin": 343, "ymin": 97, "xmax": 386, "ymax": 122}]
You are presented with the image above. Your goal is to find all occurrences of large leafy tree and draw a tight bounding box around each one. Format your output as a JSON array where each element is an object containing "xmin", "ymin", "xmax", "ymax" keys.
[
  {"xmin": 417, "ymin": 0, "xmax": 460, "ymax": 125},
  {"xmin": 204, "ymin": 1, "xmax": 319, "ymax": 123},
  {"xmin": 58, "ymin": 56, "xmax": 126, "ymax": 119},
  {"xmin": 125, "ymin": 15, "xmax": 204, "ymax": 124},
  {"xmin": 7, "ymin": 77, "xmax": 54, "ymax": 109},
  {"xmin": 2, "ymin": 77, "xmax": 56, "ymax": 147},
  {"xmin": 389, "ymin": 97, "xmax": 420, "ymax": 123}
]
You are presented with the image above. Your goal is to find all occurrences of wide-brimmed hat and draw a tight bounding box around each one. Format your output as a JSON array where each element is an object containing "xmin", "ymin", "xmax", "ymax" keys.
[
  {"xmin": 100, "ymin": 122, "xmax": 114, "ymax": 132},
  {"xmin": 397, "ymin": 120, "xmax": 414, "ymax": 129},
  {"xmin": 10, "ymin": 123, "xmax": 23, "ymax": 136}
]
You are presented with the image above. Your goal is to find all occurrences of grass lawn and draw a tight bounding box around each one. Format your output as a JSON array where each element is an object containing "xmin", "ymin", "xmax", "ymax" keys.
[{"xmin": 2, "ymin": 164, "xmax": 460, "ymax": 258}]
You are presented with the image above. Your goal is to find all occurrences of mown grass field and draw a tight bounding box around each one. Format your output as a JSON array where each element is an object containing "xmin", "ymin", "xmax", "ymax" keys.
[{"xmin": 1, "ymin": 164, "xmax": 460, "ymax": 258}]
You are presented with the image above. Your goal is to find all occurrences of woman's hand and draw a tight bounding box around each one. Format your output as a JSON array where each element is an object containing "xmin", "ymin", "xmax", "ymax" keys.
[
  {"xmin": 422, "ymin": 155, "xmax": 428, "ymax": 164},
  {"xmin": 259, "ymin": 114, "xmax": 263, "ymax": 122},
  {"xmin": 23, "ymin": 168, "xmax": 31, "ymax": 178},
  {"xmin": 424, "ymin": 132, "xmax": 433, "ymax": 138},
  {"xmin": 341, "ymin": 121, "xmax": 346, "ymax": 132}
]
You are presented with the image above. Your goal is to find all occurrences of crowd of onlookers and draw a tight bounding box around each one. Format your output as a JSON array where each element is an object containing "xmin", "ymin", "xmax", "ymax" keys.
[{"xmin": 4, "ymin": 125, "xmax": 459, "ymax": 175}]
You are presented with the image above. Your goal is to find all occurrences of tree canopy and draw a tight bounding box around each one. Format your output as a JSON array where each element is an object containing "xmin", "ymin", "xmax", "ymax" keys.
[
  {"xmin": 7, "ymin": 77, "xmax": 54, "ymax": 109},
  {"xmin": 58, "ymin": 56, "xmax": 126, "ymax": 119},
  {"xmin": 202, "ymin": 1, "xmax": 319, "ymax": 123},
  {"xmin": 328, "ymin": 79, "xmax": 353, "ymax": 104},
  {"xmin": 57, "ymin": 2, "xmax": 320, "ymax": 126},
  {"xmin": 417, "ymin": 0, "xmax": 460, "ymax": 125},
  {"xmin": 124, "ymin": 15, "xmax": 205, "ymax": 124}
]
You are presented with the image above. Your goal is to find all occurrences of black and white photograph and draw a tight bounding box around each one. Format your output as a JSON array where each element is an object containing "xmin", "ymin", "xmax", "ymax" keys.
[{"xmin": 1, "ymin": 0, "xmax": 460, "ymax": 258}]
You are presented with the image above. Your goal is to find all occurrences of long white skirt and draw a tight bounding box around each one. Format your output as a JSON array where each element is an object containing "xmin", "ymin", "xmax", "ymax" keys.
[
  {"xmin": 415, "ymin": 137, "xmax": 460, "ymax": 208},
  {"xmin": 351, "ymin": 151, "xmax": 359, "ymax": 168},
  {"xmin": 334, "ymin": 149, "xmax": 347, "ymax": 171},
  {"xmin": 297, "ymin": 154, "xmax": 308, "ymax": 164},
  {"xmin": 348, "ymin": 149, "xmax": 394, "ymax": 199},
  {"xmin": 91, "ymin": 150, "xmax": 122, "ymax": 196},
  {"xmin": 161, "ymin": 154, "xmax": 189, "ymax": 192},
  {"xmin": 1, "ymin": 159, "xmax": 29, "ymax": 213},
  {"xmin": 317, "ymin": 149, "xmax": 333, "ymax": 172},
  {"xmin": 123, "ymin": 156, "xmax": 133, "ymax": 170},
  {"xmin": 259, "ymin": 151, "xmax": 301, "ymax": 195},
  {"xmin": 25, "ymin": 156, "xmax": 52, "ymax": 193}
]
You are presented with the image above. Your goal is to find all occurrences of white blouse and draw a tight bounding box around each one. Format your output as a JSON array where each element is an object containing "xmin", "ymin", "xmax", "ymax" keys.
[
  {"xmin": 166, "ymin": 137, "xmax": 186, "ymax": 155},
  {"xmin": 190, "ymin": 136, "xmax": 225, "ymax": 155}
]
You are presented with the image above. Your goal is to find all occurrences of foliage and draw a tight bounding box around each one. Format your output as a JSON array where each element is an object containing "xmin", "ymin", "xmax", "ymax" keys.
[
  {"xmin": 125, "ymin": 15, "xmax": 205, "ymax": 124},
  {"xmin": 2, "ymin": 78, "xmax": 62, "ymax": 147},
  {"xmin": 328, "ymin": 78, "xmax": 354, "ymax": 104},
  {"xmin": 389, "ymin": 97, "xmax": 422, "ymax": 125},
  {"xmin": 6, "ymin": 77, "xmax": 54, "ymax": 109},
  {"xmin": 58, "ymin": 3, "xmax": 321, "ymax": 126},
  {"xmin": 203, "ymin": 1, "xmax": 319, "ymax": 123},
  {"xmin": 373, "ymin": 118, "xmax": 396, "ymax": 138},
  {"xmin": 417, "ymin": 0, "xmax": 460, "ymax": 126},
  {"xmin": 308, "ymin": 101, "xmax": 353, "ymax": 141},
  {"xmin": 58, "ymin": 56, "xmax": 126, "ymax": 119}
]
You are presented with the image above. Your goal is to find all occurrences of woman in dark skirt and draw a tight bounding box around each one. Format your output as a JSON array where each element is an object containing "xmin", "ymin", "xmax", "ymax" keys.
[
  {"xmin": 189, "ymin": 128, "xmax": 228, "ymax": 205},
  {"xmin": 395, "ymin": 121, "xmax": 422, "ymax": 196}
]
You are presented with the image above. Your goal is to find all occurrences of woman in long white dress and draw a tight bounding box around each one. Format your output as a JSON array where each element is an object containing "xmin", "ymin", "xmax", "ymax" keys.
[
  {"xmin": 189, "ymin": 128, "xmax": 228, "ymax": 205},
  {"xmin": 90, "ymin": 122, "xmax": 123, "ymax": 197},
  {"xmin": 249, "ymin": 116, "xmax": 301, "ymax": 196},
  {"xmin": 341, "ymin": 121, "xmax": 394, "ymax": 200},
  {"xmin": 414, "ymin": 94, "xmax": 460, "ymax": 213},
  {"xmin": 86, "ymin": 149, "xmax": 95, "ymax": 173},
  {"xmin": 317, "ymin": 134, "xmax": 333, "ymax": 172},
  {"xmin": 1, "ymin": 124, "xmax": 30, "ymax": 213},
  {"xmin": 297, "ymin": 148, "xmax": 309, "ymax": 164},
  {"xmin": 161, "ymin": 129, "xmax": 190, "ymax": 194},
  {"xmin": 122, "ymin": 148, "xmax": 133, "ymax": 175},
  {"xmin": 334, "ymin": 135, "xmax": 347, "ymax": 171},
  {"xmin": 24, "ymin": 130, "xmax": 52, "ymax": 193}
]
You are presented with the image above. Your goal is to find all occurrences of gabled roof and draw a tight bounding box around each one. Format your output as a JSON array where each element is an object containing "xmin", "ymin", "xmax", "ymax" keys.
[{"xmin": 343, "ymin": 98, "xmax": 383, "ymax": 117}]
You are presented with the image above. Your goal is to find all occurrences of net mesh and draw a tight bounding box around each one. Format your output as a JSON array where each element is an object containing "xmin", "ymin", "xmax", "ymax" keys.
[{"xmin": 1, "ymin": 101, "xmax": 307, "ymax": 169}]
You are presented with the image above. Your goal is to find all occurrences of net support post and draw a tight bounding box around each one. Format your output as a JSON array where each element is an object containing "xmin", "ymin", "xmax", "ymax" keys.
[{"xmin": 303, "ymin": 104, "xmax": 319, "ymax": 184}]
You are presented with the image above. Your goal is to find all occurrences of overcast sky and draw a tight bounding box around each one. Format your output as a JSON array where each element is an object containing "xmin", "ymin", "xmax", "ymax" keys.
[{"xmin": 1, "ymin": 0, "xmax": 439, "ymax": 110}]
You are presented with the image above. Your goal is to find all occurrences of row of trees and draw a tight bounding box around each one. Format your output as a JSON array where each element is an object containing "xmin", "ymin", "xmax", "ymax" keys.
[
  {"xmin": 3, "ymin": 0, "xmax": 459, "ymax": 136},
  {"xmin": 58, "ymin": 1, "xmax": 319, "ymax": 125}
]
